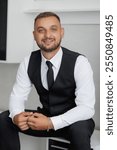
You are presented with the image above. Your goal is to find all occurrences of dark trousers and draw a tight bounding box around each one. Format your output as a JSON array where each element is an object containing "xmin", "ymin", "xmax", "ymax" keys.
[{"xmin": 0, "ymin": 111, "xmax": 95, "ymax": 150}]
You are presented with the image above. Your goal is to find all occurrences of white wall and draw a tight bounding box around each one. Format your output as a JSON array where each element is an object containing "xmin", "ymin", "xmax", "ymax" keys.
[{"xmin": 6, "ymin": 0, "xmax": 99, "ymax": 63}]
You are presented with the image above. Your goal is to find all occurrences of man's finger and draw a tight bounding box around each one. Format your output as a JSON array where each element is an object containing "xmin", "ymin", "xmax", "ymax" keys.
[
  {"xmin": 33, "ymin": 113, "xmax": 44, "ymax": 118},
  {"xmin": 23, "ymin": 112, "xmax": 33, "ymax": 117},
  {"xmin": 20, "ymin": 125, "xmax": 29, "ymax": 131}
]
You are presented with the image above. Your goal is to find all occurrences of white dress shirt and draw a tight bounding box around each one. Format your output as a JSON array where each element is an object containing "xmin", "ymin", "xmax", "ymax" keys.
[{"xmin": 9, "ymin": 48, "xmax": 95, "ymax": 130}]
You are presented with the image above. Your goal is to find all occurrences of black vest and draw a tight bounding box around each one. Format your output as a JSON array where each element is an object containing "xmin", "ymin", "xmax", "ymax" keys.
[{"xmin": 28, "ymin": 47, "xmax": 80, "ymax": 117}]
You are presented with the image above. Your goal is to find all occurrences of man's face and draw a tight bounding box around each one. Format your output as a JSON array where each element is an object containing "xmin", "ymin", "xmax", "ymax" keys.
[{"xmin": 33, "ymin": 16, "xmax": 64, "ymax": 52}]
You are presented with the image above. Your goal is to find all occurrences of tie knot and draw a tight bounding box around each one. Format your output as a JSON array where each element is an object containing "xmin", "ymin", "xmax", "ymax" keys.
[{"xmin": 46, "ymin": 61, "xmax": 53, "ymax": 68}]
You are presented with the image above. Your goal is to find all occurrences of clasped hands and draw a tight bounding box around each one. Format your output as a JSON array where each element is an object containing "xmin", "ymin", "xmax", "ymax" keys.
[{"xmin": 13, "ymin": 112, "xmax": 54, "ymax": 131}]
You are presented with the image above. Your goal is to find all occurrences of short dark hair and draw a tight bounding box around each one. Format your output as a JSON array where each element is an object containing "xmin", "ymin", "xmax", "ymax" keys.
[{"xmin": 34, "ymin": 12, "xmax": 61, "ymax": 24}]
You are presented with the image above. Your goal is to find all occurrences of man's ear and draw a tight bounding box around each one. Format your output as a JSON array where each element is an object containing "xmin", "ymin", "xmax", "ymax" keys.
[{"xmin": 33, "ymin": 31, "xmax": 36, "ymax": 41}]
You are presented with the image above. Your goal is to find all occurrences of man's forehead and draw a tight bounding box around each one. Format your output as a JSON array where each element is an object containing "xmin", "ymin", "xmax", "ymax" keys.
[
  {"xmin": 35, "ymin": 16, "xmax": 60, "ymax": 24},
  {"xmin": 35, "ymin": 17, "xmax": 61, "ymax": 28}
]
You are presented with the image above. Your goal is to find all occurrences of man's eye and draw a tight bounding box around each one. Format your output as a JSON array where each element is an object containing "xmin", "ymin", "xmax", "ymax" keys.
[
  {"xmin": 38, "ymin": 29, "xmax": 45, "ymax": 33},
  {"xmin": 51, "ymin": 28, "xmax": 57, "ymax": 32}
]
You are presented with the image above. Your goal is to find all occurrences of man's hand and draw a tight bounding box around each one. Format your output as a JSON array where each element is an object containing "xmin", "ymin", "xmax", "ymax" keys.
[
  {"xmin": 27, "ymin": 113, "xmax": 54, "ymax": 131},
  {"xmin": 13, "ymin": 112, "xmax": 33, "ymax": 131}
]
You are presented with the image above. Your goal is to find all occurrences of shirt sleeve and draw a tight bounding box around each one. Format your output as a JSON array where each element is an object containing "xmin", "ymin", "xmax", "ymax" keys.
[
  {"xmin": 9, "ymin": 55, "xmax": 32, "ymax": 119},
  {"xmin": 50, "ymin": 55, "xmax": 95, "ymax": 130}
]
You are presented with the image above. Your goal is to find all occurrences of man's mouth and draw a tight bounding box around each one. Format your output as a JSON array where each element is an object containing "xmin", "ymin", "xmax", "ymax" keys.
[{"xmin": 42, "ymin": 38, "xmax": 54, "ymax": 45}]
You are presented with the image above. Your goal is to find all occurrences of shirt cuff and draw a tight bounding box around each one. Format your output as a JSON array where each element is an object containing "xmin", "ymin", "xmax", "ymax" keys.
[
  {"xmin": 9, "ymin": 110, "xmax": 23, "ymax": 120},
  {"xmin": 50, "ymin": 116, "xmax": 64, "ymax": 130}
]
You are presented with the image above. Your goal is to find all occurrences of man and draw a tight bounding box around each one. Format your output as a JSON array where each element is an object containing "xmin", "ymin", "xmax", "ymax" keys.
[{"xmin": 0, "ymin": 12, "xmax": 95, "ymax": 150}]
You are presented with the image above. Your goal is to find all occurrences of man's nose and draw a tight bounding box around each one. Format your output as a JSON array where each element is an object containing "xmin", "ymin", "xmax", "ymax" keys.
[{"xmin": 45, "ymin": 30, "xmax": 51, "ymax": 38}]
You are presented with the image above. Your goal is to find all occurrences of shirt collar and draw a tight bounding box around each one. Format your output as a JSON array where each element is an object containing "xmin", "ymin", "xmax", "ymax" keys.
[{"xmin": 41, "ymin": 47, "xmax": 63, "ymax": 69}]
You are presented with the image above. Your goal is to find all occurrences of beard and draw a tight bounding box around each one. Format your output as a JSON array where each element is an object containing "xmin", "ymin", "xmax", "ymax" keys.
[{"xmin": 36, "ymin": 38, "xmax": 61, "ymax": 52}]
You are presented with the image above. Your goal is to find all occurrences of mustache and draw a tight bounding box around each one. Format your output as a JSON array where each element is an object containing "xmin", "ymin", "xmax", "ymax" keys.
[{"xmin": 42, "ymin": 37, "xmax": 54, "ymax": 41}]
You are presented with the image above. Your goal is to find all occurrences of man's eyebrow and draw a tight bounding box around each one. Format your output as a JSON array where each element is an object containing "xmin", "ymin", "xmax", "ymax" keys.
[
  {"xmin": 36, "ymin": 26, "xmax": 45, "ymax": 30},
  {"xmin": 51, "ymin": 25, "xmax": 58, "ymax": 28},
  {"xmin": 37, "ymin": 26, "xmax": 44, "ymax": 29}
]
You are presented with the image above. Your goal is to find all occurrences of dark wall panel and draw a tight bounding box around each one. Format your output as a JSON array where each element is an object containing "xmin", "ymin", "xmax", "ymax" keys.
[{"xmin": 0, "ymin": 0, "xmax": 7, "ymax": 60}]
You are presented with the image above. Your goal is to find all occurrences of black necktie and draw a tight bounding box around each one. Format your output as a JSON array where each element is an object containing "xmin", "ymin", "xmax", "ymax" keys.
[{"xmin": 46, "ymin": 61, "xmax": 54, "ymax": 89}]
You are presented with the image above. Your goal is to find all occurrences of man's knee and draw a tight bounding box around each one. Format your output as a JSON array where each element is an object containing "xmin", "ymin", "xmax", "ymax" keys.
[
  {"xmin": 0, "ymin": 111, "xmax": 20, "ymax": 150},
  {"xmin": 69, "ymin": 119, "xmax": 95, "ymax": 144},
  {"xmin": 68, "ymin": 119, "xmax": 95, "ymax": 137},
  {"xmin": 0, "ymin": 110, "xmax": 15, "ymax": 132},
  {"xmin": 0, "ymin": 110, "xmax": 10, "ymax": 124},
  {"xmin": 67, "ymin": 119, "xmax": 95, "ymax": 150}
]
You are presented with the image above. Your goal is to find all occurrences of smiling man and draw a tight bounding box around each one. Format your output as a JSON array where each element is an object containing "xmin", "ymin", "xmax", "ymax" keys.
[{"xmin": 0, "ymin": 12, "xmax": 95, "ymax": 150}]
